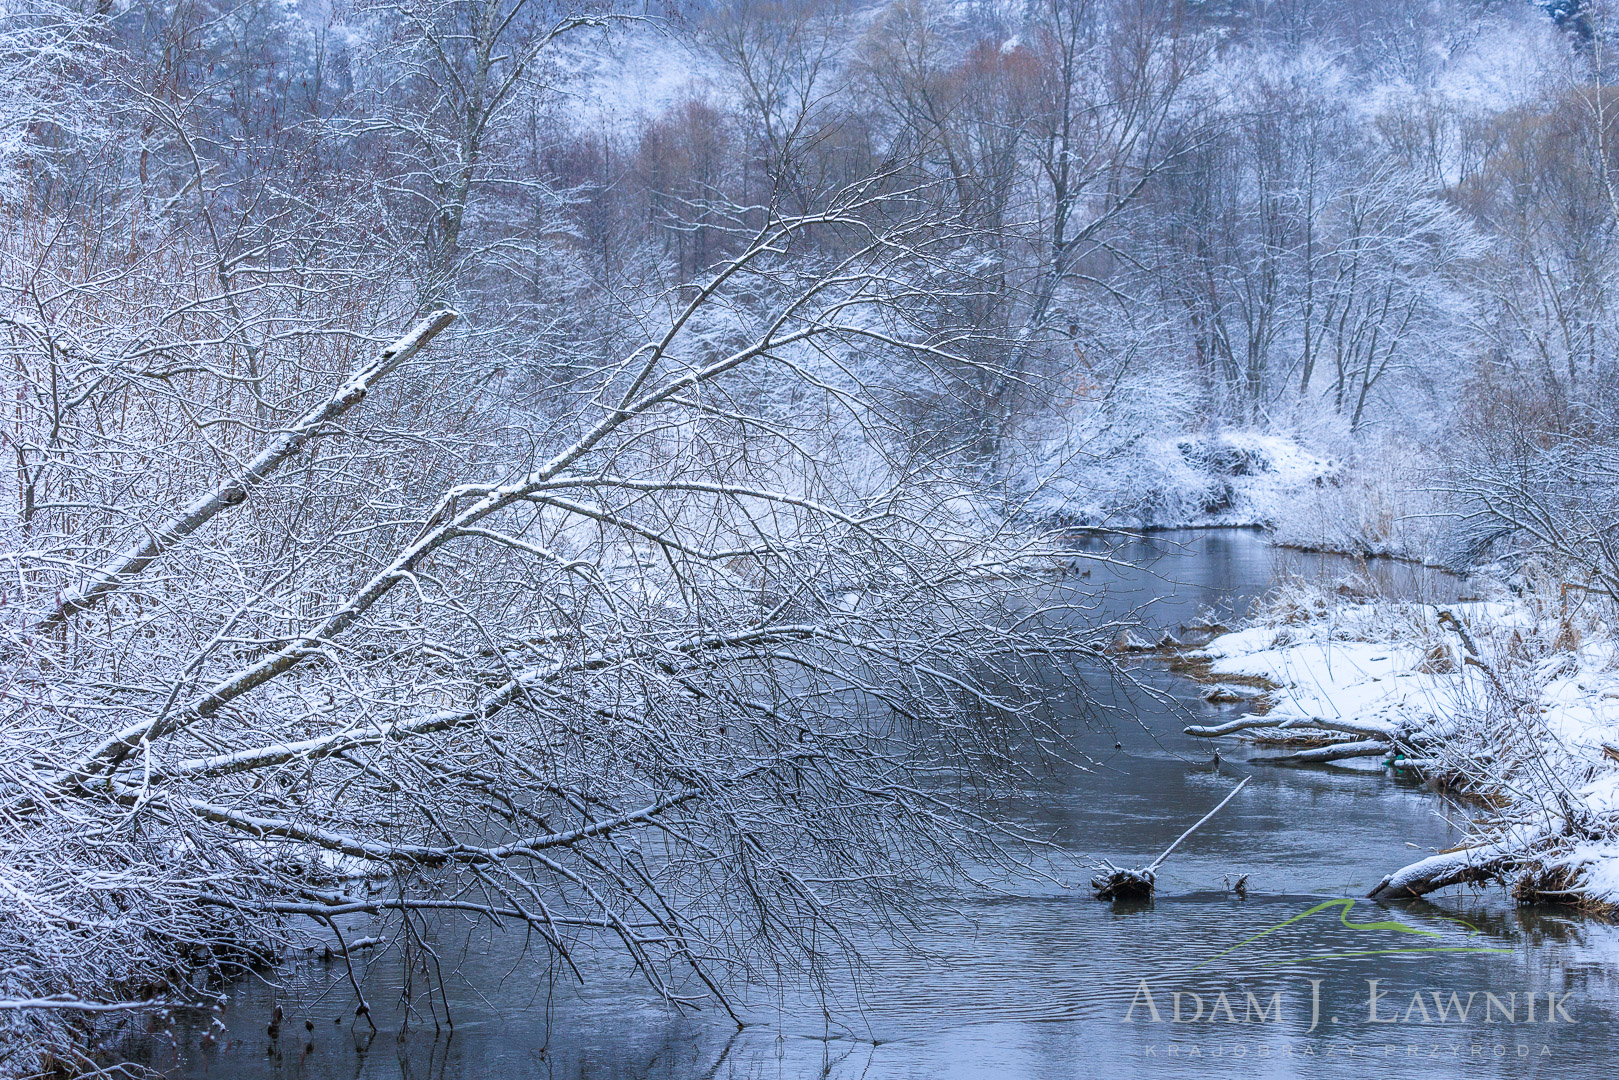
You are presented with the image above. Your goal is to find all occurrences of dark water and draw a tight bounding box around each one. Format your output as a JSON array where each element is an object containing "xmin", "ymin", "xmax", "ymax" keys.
[{"xmin": 136, "ymin": 531, "xmax": 1619, "ymax": 1079}]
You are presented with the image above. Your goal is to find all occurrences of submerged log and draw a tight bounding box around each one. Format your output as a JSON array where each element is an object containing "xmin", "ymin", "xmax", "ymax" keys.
[
  {"xmin": 1201, "ymin": 683, "xmax": 1268, "ymax": 704},
  {"xmin": 1093, "ymin": 777, "xmax": 1251, "ymax": 901},
  {"xmin": 1091, "ymin": 864, "xmax": 1155, "ymax": 901},
  {"xmin": 1108, "ymin": 629, "xmax": 1158, "ymax": 654},
  {"xmin": 1265, "ymin": 738, "xmax": 1392, "ymax": 764}
]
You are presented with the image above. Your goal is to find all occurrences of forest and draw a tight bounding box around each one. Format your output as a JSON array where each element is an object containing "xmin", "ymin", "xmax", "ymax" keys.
[{"xmin": 3, "ymin": 0, "xmax": 1619, "ymax": 1075}]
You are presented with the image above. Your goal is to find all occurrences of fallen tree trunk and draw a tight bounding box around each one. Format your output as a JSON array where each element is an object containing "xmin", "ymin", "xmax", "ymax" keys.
[
  {"xmin": 1185, "ymin": 713, "xmax": 1398, "ymax": 741},
  {"xmin": 1266, "ymin": 739, "xmax": 1393, "ymax": 764},
  {"xmin": 1366, "ymin": 845, "xmax": 1512, "ymax": 900}
]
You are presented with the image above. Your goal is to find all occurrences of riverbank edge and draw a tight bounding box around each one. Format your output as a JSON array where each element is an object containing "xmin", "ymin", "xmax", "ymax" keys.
[{"xmin": 1176, "ymin": 580, "xmax": 1619, "ymax": 916}]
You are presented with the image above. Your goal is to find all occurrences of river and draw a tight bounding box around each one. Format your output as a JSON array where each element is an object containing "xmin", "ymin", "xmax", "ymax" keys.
[{"xmin": 135, "ymin": 530, "xmax": 1619, "ymax": 1079}]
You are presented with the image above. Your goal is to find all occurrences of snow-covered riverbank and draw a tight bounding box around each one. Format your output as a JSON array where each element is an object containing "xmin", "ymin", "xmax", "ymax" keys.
[
  {"xmin": 1020, "ymin": 428, "xmax": 1457, "ymax": 566},
  {"xmin": 1182, "ymin": 578, "xmax": 1619, "ymax": 911},
  {"xmin": 1024, "ymin": 430, "xmax": 1337, "ymax": 530}
]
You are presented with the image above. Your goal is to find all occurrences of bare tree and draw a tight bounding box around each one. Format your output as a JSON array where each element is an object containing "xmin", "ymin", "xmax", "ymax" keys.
[
  {"xmin": 347, "ymin": 0, "xmax": 610, "ymax": 301},
  {"xmin": 0, "ymin": 169, "xmax": 1115, "ymax": 1068}
]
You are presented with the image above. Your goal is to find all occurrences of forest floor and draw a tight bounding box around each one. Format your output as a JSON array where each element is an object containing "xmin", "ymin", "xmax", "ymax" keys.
[{"xmin": 1181, "ymin": 576, "xmax": 1619, "ymax": 911}]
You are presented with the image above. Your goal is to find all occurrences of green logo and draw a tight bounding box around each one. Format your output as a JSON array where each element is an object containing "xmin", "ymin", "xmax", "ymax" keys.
[{"xmin": 1196, "ymin": 898, "xmax": 1511, "ymax": 970}]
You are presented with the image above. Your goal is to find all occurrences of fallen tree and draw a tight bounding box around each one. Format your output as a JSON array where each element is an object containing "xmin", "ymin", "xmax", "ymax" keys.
[
  {"xmin": 1093, "ymin": 776, "xmax": 1250, "ymax": 900},
  {"xmin": 1366, "ymin": 845, "xmax": 1513, "ymax": 901},
  {"xmin": 0, "ymin": 181, "xmax": 1121, "ymax": 1072}
]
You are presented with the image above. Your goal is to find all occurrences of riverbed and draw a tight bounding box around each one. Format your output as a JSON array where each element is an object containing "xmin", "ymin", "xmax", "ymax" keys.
[{"xmin": 134, "ymin": 531, "xmax": 1619, "ymax": 1079}]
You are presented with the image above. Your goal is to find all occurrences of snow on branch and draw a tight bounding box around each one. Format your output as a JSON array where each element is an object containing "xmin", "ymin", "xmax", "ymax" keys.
[{"xmin": 28, "ymin": 309, "xmax": 458, "ymax": 632}]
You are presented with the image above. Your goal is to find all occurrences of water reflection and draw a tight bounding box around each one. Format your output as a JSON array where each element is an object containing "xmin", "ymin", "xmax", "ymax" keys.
[{"xmin": 134, "ymin": 531, "xmax": 1619, "ymax": 1079}]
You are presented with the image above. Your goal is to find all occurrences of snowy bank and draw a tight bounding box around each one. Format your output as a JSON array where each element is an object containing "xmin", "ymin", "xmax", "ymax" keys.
[
  {"xmin": 1182, "ymin": 579, "xmax": 1619, "ymax": 910},
  {"xmin": 1023, "ymin": 430, "xmax": 1337, "ymax": 530},
  {"xmin": 1016, "ymin": 416, "xmax": 1461, "ymax": 565}
]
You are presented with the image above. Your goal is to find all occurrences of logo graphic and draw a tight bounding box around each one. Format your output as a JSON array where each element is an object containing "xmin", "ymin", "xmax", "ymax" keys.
[{"xmin": 1195, "ymin": 898, "xmax": 1511, "ymax": 970}]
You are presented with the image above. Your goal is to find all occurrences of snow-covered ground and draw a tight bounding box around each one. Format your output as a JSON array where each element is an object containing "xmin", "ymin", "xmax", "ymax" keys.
[
  {"xmin": 1022, "ymin": 429, "xmax": 1338, "ymax": 530},
  {"xmin": 1015, "ymin": 407, "xmax": 1461, "ymax": 565},
  {"xmin": 1184, "ymin": 579, "xmax": 1619, "ymax": 908}
]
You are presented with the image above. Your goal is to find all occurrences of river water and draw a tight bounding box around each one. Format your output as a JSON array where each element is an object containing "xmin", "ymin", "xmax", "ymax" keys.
[{"xmin": 136, "ymin": 530, "xmax": 1619, "ymax": 1079}]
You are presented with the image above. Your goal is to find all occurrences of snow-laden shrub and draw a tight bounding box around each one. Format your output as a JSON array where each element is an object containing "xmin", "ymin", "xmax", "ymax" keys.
[{"xmin": 1015, "ymin": 404, "xmax": 1334, "ymax": 530}]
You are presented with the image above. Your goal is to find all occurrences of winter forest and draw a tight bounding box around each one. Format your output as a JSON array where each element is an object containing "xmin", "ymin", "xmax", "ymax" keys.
[{"xmin": 7, "ymin": 0, "xmax": 1619, "ymax": 1077}]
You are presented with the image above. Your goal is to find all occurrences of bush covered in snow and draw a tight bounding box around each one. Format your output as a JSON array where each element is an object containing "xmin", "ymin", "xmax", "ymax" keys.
[{"xmin": 1016, "ymin": 420, "xmax": 1336, "ymax": 531}]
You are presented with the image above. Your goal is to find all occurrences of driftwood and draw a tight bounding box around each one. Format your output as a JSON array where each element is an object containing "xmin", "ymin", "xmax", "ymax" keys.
[
  {"xmin": 1091, "ymin": 864, "xmax": 1156, "ymax": 901},
  {"xmin": 1093, "ymin": 777, "xmax": 1251, "ymax": 900},
  {"xmin": 1184, "ymin": 710, "xmax": 1410, "ymax": 763},
  {"xmin": 1366, "ymin": 844, "xmax": 1511, "ymax": 900}
]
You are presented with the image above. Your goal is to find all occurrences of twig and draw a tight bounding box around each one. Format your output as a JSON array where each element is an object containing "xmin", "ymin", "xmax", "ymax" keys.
[{"xmin": 322, "ymin": 916, "xmax": 378, "ymax": 1034}]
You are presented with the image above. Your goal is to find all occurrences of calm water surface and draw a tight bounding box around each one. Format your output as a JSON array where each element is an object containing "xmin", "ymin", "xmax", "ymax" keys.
[{"xmin": 137, "ymin": 531, "xmax": 1619, "ymax": 1079}]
